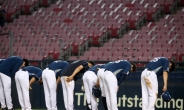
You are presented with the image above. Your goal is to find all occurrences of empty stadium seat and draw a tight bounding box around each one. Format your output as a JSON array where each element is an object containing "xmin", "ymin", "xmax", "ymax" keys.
[{"xmin": 1, "ymin": 0, "xmax": 183, "ymax": 62}]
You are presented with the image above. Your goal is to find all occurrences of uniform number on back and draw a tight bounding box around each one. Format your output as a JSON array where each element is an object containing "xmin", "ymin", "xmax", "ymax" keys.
[
  {"xmin": 114, "ymin": 60, "xmax": 127, "ymax": 63},
  {"xmin": 150, "ymin": 57, "xmax": 163, "ymax": 62}
]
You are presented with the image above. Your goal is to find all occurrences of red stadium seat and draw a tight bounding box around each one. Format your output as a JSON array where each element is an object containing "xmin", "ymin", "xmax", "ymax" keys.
[
  {"xmin": 98, "ymin": 56, "xmax": 110, "ymax": 61},
  {"xmin": 52, "ymin": 52, "xmax": 60, "ymax": 60},
  {"xmin": 79, "ymin": 56, "xmax": 89, "ymax": 60},
  {"xmin": 1, "ymin": 0, "xmax": 182, "ymax": 61},
  {"xmin": 93, "ymin": 51, "xmax": 104, "ymax": 57},
  {"xmin": 34, "ymin": 55, "xmax": 43, "ymax": 60},
  {"xmin": 42, "ymin": 0, "xmax": 52, "ymax": 7},
  {"xmin": 103, "ymin": 51, "xmax": 113, "ymax": 57},
  {"xmin": 69, "ymin": 56, "xmax": 78, "ymax": 61},
  {"xmin": 113, "ymin": 51, "xmax": 123, "ymax": 57},
  {"xmin": 83, "ymin": 51, "xmax": 94, "ymax": 56},
  {"xmin": 138, "ymin": 57, "xmax": 149, "ymax": 61},
  {"xmin": 88, "ymin": 56, "xmax": 99, "ymax": 61}
]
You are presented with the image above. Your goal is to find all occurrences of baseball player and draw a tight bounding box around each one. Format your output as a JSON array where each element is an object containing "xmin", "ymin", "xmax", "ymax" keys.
[
  {"xmin": 58, "ymin": 60, "xmax": 95, "ymax": 110},
  {"xmin": 82, "ymin": 64, "xmax": 105, "ymax": 110},
  {"xmin": 15, "ymin": 66, "xmax": 42, "ymax": 110},
  {"xmin": 97, "ymin": 60, "xmax": 136, "ymax": 110},
  {"xmin": 0, "ymin": 56, "xmax": 29, "ymax": 110},
  {"xmin": 141, "ymin": 57, "xmax": 175, "ymax": 110},
  {"xmin": 42, "ymin": 60, "xmax": 69, "ymax": 110}
]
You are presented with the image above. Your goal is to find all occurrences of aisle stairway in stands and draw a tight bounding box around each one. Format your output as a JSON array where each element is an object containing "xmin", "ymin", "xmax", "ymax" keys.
[
  {"xmin": 0, "ymin": 0, "xmax": 184, "ymax": 63},
  {"xmin": 69, "ymin": 0, "xmax": 184, "ymax": 63}
]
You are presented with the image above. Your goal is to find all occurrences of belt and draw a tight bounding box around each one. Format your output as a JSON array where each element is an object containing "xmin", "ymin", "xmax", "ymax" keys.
[
  {"xmin": 48, "ymin": 68, "xmax": 53, "ymax": 71},
  {"xmin": 22, "ymin": 69, "xmax": 27, "ymax": 72},
  {"xmin": 104, "ymin": 69, "xmax": 109, "ymax": 72},
  {"xmin": 146, "ymin": 68, "xmax": 152, "ymax": 71}
]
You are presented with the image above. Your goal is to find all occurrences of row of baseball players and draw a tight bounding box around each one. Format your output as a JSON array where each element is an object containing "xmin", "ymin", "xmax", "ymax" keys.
[{"xmin": 0, "ymin": 56, "xmax": 175, "ymax": 110}]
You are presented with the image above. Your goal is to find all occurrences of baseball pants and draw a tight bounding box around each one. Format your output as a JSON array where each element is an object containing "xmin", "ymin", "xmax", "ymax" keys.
[
  {"xmin": 0, "ymin": 72, "xmax": 13, "ymax": 109},
  {"xmin": 102, "ymin": 70, "xmax": 118, "ymax": 110},
  {"xmin": 141, "ymin": 69, "xmax": 158, "ymax": 110},
  {"xmin": 61, "ymin": 76, "xmax": 75, "ymax": 110},
  {"xmin": 15, "ymin": 69, "xmax": 31, "ymax": 110},
  {"xmin": 97, "ymin": 69, "xmax": 105, "ymax": 97},
  {"xmin": 42, "ymin": 68, "xmax": 58, "ymax": 110},
  {"xmin": 83, "ymin": 71, "xmax": 98, "ymax": 110},
  {"xmin": 97, "ymin": 69, "xmax": 108, "ymax": 110}
]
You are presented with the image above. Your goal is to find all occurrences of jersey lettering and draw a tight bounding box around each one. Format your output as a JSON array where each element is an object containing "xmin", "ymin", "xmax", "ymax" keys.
[
  {"xmin": 150, "ymin": 57, "xmax": 164, "ymax": 62},
  {"xmin": 54, "ymin": 60, "xmax": 62, "ymax": 63},
  {"xmin": 109, "ymin": 60, "xmax": 127, "ymax": 64}
]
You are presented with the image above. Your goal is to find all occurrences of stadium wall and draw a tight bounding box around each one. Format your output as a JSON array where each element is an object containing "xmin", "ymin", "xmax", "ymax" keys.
[{"xmin": 10, "ymin": 80, "xmax": 184, "ymax": 110}]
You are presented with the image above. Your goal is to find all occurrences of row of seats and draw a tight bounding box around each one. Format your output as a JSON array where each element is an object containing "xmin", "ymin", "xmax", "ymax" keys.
[
  {"xmin": 2, "ymin": 0, "xmax": 41, "ymax": 21},
  {"xmin": 103, "ymin": 40, "xmax": 183, "ymax": 51},
  {"xmin": 0, "ymin": 0, "xmax": 182, "ymax": 61},
  {"xmin": 71, "ymin": 2, "xmax": 184, "ymax": 62},
  {"xmin": 69, "ymin": 55, "xmax": 169, "ymax": 62},
  {"xmin": 84, "ymin": 51, "xmax": 173, "ymax": 58}
]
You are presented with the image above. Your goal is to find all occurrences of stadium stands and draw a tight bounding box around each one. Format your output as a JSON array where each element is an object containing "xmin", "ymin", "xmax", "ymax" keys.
[{"xmin": 0, "ymin": 0, "xmax": 183, "ymax": 63}]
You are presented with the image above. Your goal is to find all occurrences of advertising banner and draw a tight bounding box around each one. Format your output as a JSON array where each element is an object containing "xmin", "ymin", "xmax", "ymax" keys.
[{"xmin": 10, "ymin": 80, "xmax": 184, "ymax": 110}]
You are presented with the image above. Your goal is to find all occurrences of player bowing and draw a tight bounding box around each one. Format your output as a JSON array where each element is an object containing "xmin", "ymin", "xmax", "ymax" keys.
[
  {"xmin": 42, "ymin": 60, "xmax": 69, "ymax": 110},
  {"xmin": 15, "ymin": 66, "xmax": 42, "ymax": 110},
  {"xmin": 58, "ymin": 60, "xmax": 95, "ymax": 110},
  {"xmin": 82, "ymin": 64, "xmax": 105, "ymax": 110},
  {"xmin": 141, "ymin": 57, "xmax": 175, "ymax": 110},
  {"xmin": 97, "ymin": 60, "xmax": 136, "ymax": 110},
  {"xmin": 0, "ymin": 56, "xmax": 29, "ymax": 110}
]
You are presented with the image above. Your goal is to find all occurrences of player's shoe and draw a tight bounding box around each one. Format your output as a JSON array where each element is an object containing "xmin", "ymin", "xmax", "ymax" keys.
[{"xmin": 1, "ymin": 107, "xmax": 7, "ymax": 110}]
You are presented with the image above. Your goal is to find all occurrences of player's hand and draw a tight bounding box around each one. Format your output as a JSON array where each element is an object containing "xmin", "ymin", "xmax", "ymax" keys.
[
  {"xmin": 95, "ymin": 82, "xmax": 100, "ymax": 87},
  {"xmin": 95, "ymin": 78, "xmax": 100, "ymax": 87},
  {"xmin": 162, "ymin": 85, "xmax": 167, "ymax": 92},
  {"xmin": 81, "ymin": 85, "xmax": 85, "ymax": 92},
  {"xmin": 67, "ymin": 76, "xmax": 73, "ymax": 82},
  {"xmin": 39, "ymin": 78, "xmax": 43, "ymax": 84}
]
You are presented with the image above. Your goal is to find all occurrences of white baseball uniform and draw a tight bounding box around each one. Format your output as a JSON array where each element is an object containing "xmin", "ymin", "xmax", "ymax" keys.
[
  {"xmin": 0, "ymin": 56, "xmax": 24, "ymax": 109},
  {"xmin": 141, "ymin": 57, "xmax": 170, "ymax": 110},
  {"xmin": 15, "ymin": 69, "xmax": 31, "ymax": 110},
  {"xmin": 42, "ymin": 68, "xmax": 58, "ymax": 110},
  {"xmin": 60, "ymin": 60, "xmax": 91, "ymax": 110},
  {"xmin": 83, "ymin": 64, "xmax": 104, "ymax": 110},
  {"xmin": 15, "ymin": 66, "xmax": 42, "ymax": 110},
  {"xmin": 97, "ymin": 69, "xmax": 106, "ymax": 97},
  {"xmin": 61, "ymin": 76, "xmax": 75, "ymax": 110},
  {"xmin": 0, "ymin": 72, "xmax": 12, "ymax": 109},
  {"xmin": 141, "ymin": 69, "xmax": 158, "ymax": 110},
  {"xmin": 99, "ymin": 60, "xmax": 132, "ymax": 110},
  {"xmin": 103, "ymin": 70, "xmax": 118, "ymax": 110},
  {"xmin": 42, "ymin": 60, "xmax": 69, "ymax": 110},
  {"xmin": 83, "ymin": 71, "xmax": 98, "ymax": 110}
]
